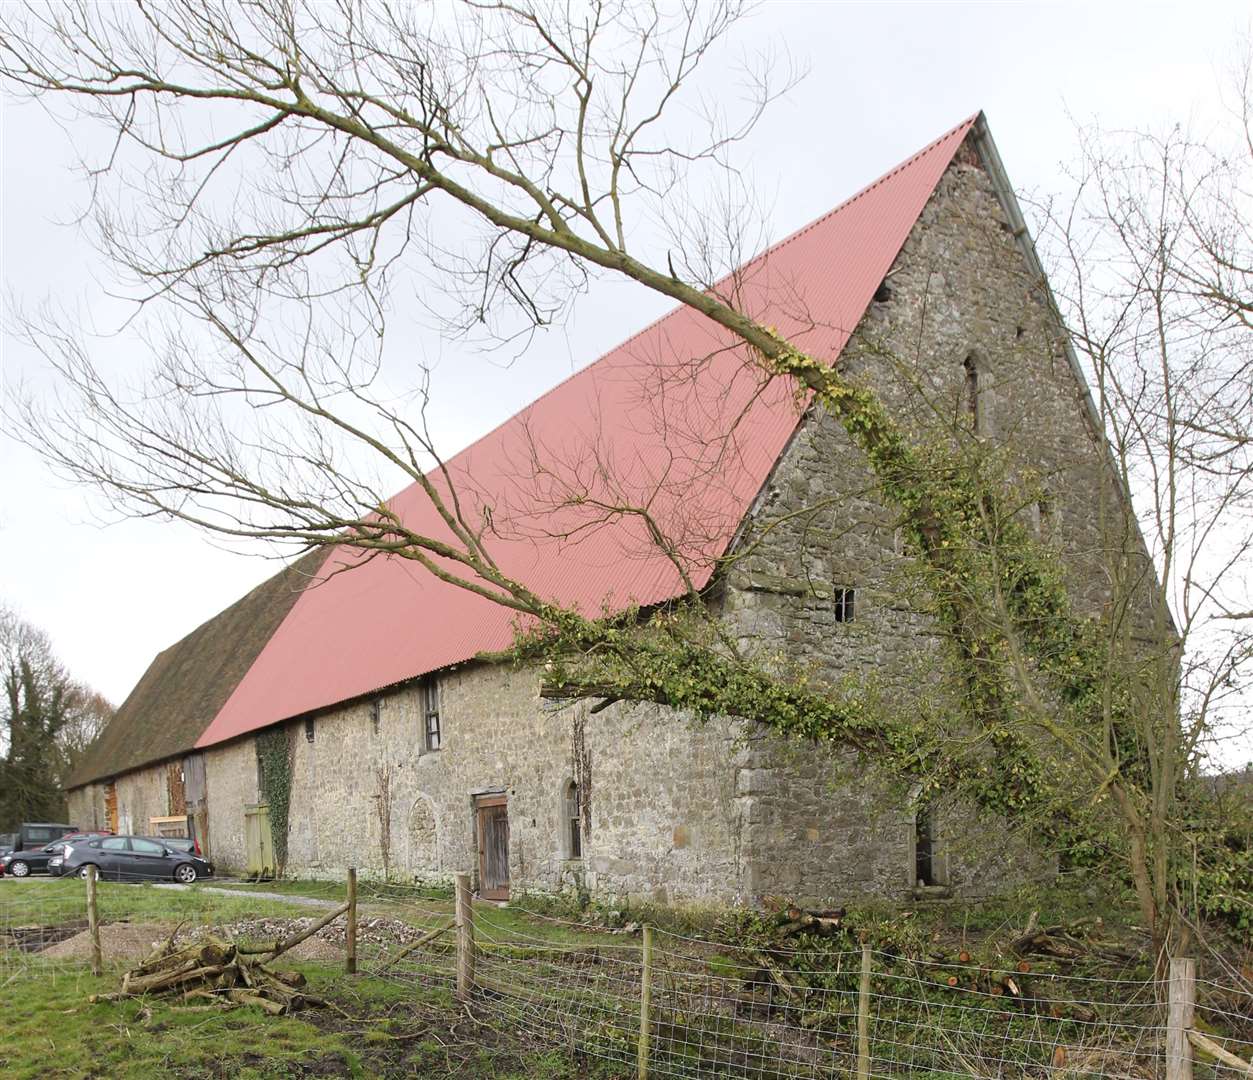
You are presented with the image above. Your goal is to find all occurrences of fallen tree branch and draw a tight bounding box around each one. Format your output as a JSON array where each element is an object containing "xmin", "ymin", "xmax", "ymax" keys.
[
  {"xmin": 380, "ymin": 919, "xmax": 455, "ymax": 971},
  {"xmin": 1188, "ymin": 1030, "xmax": 1253, "ymax": 1077},
  {"xmin": 260, "ymin": 903, "xmax": 349, "ymax": 963}
]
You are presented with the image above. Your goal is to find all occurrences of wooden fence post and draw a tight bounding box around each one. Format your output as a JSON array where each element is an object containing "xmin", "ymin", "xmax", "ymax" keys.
[
  {"xmin": 1167, "ymin": 957, "xmax": 1196, "ymax": 1080},
  {"xmin": 346, "ymin": 867, "xmax": 358, "ymax": 975},
  {"xmin": 85, "ymin": 864, "xmax": 102, "ymax": 977},
  {"xmin": 454, "ymin": 872, "xmax": 475, "ymax": 1000},
  {"xmin": 857, "ymin": 941, "xmax": 872, "ymax": 1080},
  {"xmin": 638, "ymin": 924, "xmax": 653, "ymax": 1080}
]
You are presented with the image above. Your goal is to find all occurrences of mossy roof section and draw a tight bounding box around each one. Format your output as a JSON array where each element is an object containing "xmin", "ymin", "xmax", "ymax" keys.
[{"xmin": 66, "ymin": 549, "xmax": 329, "ymax": 790}]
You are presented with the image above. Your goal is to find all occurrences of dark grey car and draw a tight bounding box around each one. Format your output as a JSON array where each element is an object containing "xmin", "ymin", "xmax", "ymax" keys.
[{"xmin": 61, "ymin": 835, "xmax": 214, "ymax": 884}]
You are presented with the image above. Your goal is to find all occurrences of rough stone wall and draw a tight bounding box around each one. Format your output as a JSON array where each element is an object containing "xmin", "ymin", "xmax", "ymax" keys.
[
  {"xmin": 252, "ymin": 664, "xmax": 750, "ymax": 904},
  {"xmin": 113, "ymin": 766, "xmax": 169, "ymax": 837},
  {"xmin": 67, "ymin": 783, "xmax": 105, "ymax": 831},
  {"xmin": 722, "ymin": 150, "xmax": 1108, "ymax": 901},
  {"xmin": 203, "ymin": 736, "xmax": 260, "ymax": 869},
  {"xmin": 69, "ymin": 145, "xmax": 1120, "ymax": 908}
]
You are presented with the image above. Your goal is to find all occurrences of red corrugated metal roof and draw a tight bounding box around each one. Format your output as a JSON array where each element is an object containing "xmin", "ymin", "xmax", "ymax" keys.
[{"xmin": 196, "ymin": 115, "xmax": 976, "ymax": 748}]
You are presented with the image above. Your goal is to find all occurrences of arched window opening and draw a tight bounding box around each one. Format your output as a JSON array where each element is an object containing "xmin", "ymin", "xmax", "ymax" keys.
[{"xmin": 563, "ymin": 781, "xmax": 582, "ymax": 860}]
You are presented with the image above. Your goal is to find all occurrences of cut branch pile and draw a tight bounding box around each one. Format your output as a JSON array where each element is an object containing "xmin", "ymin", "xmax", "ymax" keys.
[
  {"xmin": 89, "ymin": 902, "xmax": 349, "ymax": 1015},
  {"xmin": 1010, "ymin": 918, "xmax": 1135, "ymax": 965}
]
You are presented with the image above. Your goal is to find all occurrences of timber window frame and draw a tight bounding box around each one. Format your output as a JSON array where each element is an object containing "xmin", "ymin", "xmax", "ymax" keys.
[
  {"xmin": 422, "ymin": 677, "xmax": 442, "ymax": 752},
  {"xmin": 833, "ymin": 586, "xmax": 856, "ymax": 623}
]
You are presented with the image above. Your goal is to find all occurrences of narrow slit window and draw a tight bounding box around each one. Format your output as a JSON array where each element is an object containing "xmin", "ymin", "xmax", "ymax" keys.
[
  {"xmin": 1035, "ymin": 491, "xmax": 1054, "ymax": 536},
  {"xmin": 915, "ymin": 804, "xmax": 936, "ymax": 887},
  {"xmin": 564, "ymin": 781, "xmax": 582, "ymax": 859},
  {"xmin": 962, "ymin": 355, "xmax": 981, "ymax": 432},
  {"xmin": 304, "ymin": 717, "xmax": 315, "ymax": 743},
  {"xmin": 370, "ymin": 698, "xmax": 382, "ymax": 735},
  {"xmin": 423, "ymin": 678, "xmax": 441, "ymax": 752},
  {"xmin": 833, "ymin": 586, "xmax": 856, "ymax": 623}
]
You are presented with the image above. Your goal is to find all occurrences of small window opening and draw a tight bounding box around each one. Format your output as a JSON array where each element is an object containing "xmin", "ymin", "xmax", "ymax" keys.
[
  {"xmin": 873, "ymin": 280, "xmax": 893, "ymax": 303},
  {"xmin": 423, "ymin": 678, "xmax": 441, "ymax": 752},
  {"xmin": 564, "ymin": 781, "xmax": 582, "ymax": 859},
  {"xmin": 304, "ymin": 717, "xmax": 315, "ymax": 743},
  {"xmin": 1015, "ymin": 324, "xmax": 1026, "ymax": 340},
  {"xmin": 915, "ymin": 804, "xmax": 936, "ymax": 887},
  {"xmin": 1031, "ymin": 489, "xmax": 1055, "ymax": 537},
  {"xmin": 962, "ymin": 355, "xmax": 980, "ymax": 432},
  {"xmin": 833, "ymin": 586, "xmax": 856, "ymax": 623},
  {"xmin": 370, "ymin": 699, "xmax": 382, "ymax": 735}
]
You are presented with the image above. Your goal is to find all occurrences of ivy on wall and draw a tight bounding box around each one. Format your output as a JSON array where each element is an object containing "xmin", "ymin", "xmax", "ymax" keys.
[{"xmin": 256, "ymin": 726, "xmax": 294, "ymax": 875}]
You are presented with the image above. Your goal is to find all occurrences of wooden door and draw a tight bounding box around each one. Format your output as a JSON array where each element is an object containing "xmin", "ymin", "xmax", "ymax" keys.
[
  {"xmin": 244, "ymin": 803, "xmax": 275, "ymax": 879},
  {"xmin": 475, "ymin": 794, "xmax": 510, "ymax": 900}
]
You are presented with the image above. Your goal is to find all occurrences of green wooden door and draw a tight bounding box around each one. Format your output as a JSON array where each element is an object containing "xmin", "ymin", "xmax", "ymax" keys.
[{"xmin": 244, "ymin": 803, "xmax": 275, "ymax": 878}]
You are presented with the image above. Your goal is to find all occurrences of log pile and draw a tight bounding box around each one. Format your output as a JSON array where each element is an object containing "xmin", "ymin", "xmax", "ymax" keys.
[
  {"xmin": 733, "ymin": 906, "xmax": 1119, "ymax": 1029},
  {"xmin": 1010, "ymin": 918, "xmax": 1136, "ymax": 965},
  {"xmin": 89, "ymin": 902, "xmax": 350, "ymax": 1015}
]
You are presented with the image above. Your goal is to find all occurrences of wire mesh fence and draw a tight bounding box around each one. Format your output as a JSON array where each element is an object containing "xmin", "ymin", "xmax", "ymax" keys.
[
  {"xmin": 3, "ymin": 868, "xmax": 1251, "ymax": 1079},
  {"xmin": 455, "ymin": 897, "xmax": 1253, "ymax": 1079}
]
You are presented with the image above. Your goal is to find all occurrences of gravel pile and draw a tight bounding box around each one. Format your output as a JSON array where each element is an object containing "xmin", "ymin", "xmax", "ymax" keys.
[
  {"xmin": 38, "ymin": 914, "xmax": 447, "ymax": 965},
  {"xmin": 210, "ymin": 914, "xmax": 448, "ymax": 961}
]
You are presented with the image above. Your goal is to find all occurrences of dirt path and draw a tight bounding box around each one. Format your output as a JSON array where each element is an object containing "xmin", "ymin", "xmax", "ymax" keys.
[{"xmin": 150, "ymin": 882, "xmax": 345, "ymax": 908}]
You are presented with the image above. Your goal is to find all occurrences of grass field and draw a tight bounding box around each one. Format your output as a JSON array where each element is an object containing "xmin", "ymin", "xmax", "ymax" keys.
[
  {"xmin": 4, "ymin": 874, "xmax": 1248, "ymax": 1079},
  {"xmin": 0, "ymin": 958, "xmax": 634, "ymax": 1079},
  {"xmin": 0, "ymin": 876, "xmax": 634, "ymax": 1079}
]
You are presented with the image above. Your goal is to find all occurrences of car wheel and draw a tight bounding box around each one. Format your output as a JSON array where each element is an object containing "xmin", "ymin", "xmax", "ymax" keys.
[
  {"xmin": 174, "ymin": 863, "xmax": 198, "ymax": 884},
  {"xmin": 9, "ymin": 860, "xmax": 30, "ymax": 878},
  {"xmin": 78, "ymin": 864, "xmax": 97, "ymax": 879}
]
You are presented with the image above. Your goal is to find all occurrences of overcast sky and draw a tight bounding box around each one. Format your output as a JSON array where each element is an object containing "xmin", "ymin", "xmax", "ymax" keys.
[{"xmin": 2, "ymin": 1, "xmax": 1250, "ymax": 764}]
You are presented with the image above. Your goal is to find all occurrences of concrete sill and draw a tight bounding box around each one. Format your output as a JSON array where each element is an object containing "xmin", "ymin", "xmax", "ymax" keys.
[{"xmin": 911, "ymin": 885, "xmax": 953, "ymax": 902}]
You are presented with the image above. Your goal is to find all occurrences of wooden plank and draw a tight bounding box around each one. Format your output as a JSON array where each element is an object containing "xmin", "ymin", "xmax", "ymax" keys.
[
  {"xmin": 455, "ymin": 872, "xmax": 475, "ymax": 1000},
  {"xmin": 86, "ymin": 864, "xmax": 102, "ymax": 977},
  {"xmin": 346, "ymin": 868, "xmax": 358, "ymax": 975},
  {"xmin": 1167, "ymin": 957, "xmax": 1196, "ymax": 1080},
  {"xmin": 638, "ymin": 925, "xmax": 652, "ymax": 1080},
  {"xmin": 857, "ymin": 943, "xmax": 871, "ymax": 1080}
]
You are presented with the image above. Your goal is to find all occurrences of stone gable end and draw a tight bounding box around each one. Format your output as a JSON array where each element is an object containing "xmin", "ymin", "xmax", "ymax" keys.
[{"xmin": 65, "ymin": 138, "xmax": 1117, "ymax": 908}]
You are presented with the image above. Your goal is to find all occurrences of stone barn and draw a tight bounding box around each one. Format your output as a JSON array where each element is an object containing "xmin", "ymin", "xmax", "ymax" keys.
[{"xmin": 67, "ymin": 114, "xmax": 1125, "ymax": 906}]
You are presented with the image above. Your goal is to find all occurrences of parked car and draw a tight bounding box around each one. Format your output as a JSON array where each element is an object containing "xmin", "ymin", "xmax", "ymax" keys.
[
  {"xmin": 1, "ymin": 831, "xmax": 112, "ymax": 877},
  {"xmin": 2, "ymin": 840, "xmax": 72, "ymax": 878},
  {"xmin": 24, "ymin": 831, "xmax": 113, "ymax": 877},
  {"xmin": 58, "ymin": 835, "xmax": 213, "ymax": 884},
  {"xmin": 143, "ymin": 835, "xmax": 203, "ymax": 858},
  {"xmin": 0, "ymin": 833, "xmax": 16, "ymax": 857}
]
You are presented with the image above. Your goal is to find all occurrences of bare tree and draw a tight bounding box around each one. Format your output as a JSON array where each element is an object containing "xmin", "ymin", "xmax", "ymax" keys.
[
  {"xmin": 1032, "ymin": 100, "xmax": 1253, "ymax": 946},
  {"xmin": 1, "ymin": 1, "xmax": 1245, "ymax": 954},
  {"xmin": 1, "ymin": 605, "xmax": 114, "ymax": 826}
]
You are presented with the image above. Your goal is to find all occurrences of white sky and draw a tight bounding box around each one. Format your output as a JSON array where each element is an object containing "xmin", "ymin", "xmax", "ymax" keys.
[{"xmin": 2, "ymin": 1, "xmax": 1250, "ymax": 764}]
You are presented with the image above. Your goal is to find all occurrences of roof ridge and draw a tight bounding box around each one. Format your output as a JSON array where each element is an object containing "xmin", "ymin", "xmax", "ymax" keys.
[{"xmin": 416, "ymin": 113, "xmax": 979, "ymax": 478}]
